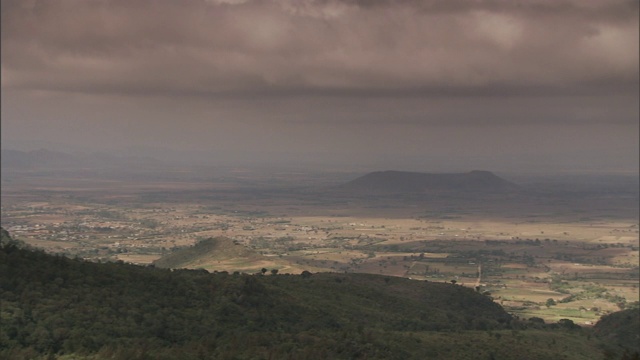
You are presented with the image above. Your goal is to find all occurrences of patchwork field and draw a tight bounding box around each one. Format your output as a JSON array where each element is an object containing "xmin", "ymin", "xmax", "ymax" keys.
[{"xmin": 1, "ymin": 168, "xmax": 638, "ymax": 324}]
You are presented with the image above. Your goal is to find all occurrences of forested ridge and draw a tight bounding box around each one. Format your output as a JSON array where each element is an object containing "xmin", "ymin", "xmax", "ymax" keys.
[{"xmin": 1, "ymin": 228, "xmax": 638, "ymax": 360}]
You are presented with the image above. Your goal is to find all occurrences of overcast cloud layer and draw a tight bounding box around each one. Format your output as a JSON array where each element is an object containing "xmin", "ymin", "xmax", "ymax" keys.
[{"xmin": 2, "ymin": 0, "xmax": 638, "ymax": 173}]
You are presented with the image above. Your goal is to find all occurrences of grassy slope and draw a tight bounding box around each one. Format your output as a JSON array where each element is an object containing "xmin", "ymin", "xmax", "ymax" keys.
[{"xmin": 153, "ymin": 237, "xmax": 259, "ymax": 269}]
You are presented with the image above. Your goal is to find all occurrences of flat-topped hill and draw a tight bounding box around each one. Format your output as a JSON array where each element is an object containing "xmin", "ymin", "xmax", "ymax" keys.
[{"xmin": 341, "ymin": 170, "xmax": 519, "ymax": 194}]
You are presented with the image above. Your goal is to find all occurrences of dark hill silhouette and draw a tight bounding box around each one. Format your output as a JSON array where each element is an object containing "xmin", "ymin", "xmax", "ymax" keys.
[
  {"xmin": 341, "ymin": 170, "xmax": 519, "ymax": 194},
  {"xmin": 1, "ymin": 228, "xmax": 628, "ymax": 359},
  {"xmin": 593, "ymin": 308, "xmax": 640, "ymax": 355},
  {"xmin": 1, "ymin": 148, "xmax": 163, "ymax": 170},
  {"xmin": 1, "ymin": 148, "xmax": 84, "ymax": 168},
  {"xmin": 1, "ymin": 230, "xmax": 517, "ymax": 359}
]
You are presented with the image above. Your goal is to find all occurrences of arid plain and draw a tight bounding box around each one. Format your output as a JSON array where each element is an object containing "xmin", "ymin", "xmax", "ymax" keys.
[{"xmin": 2, "ymin": 165, "xmax": 638, "ymax": 325}]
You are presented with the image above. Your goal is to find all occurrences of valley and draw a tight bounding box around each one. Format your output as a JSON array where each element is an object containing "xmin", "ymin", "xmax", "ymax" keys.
[{"xmin": 1, "ymin": 166, "xmax": 638, "ymax": 325}]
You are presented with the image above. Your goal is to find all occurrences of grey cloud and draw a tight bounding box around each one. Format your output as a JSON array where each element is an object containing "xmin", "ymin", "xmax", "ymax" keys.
[
  {"xmin": 2, "ymin": 0, "xmax": 638, "ymax": 98},
  {"xmin": 1, "ymin": 0, "xmax": 637, "ymax": 175}
]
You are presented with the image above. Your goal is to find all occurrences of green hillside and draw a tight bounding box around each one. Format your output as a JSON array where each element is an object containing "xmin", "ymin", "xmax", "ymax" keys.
[
  {"xmin": 153, "ymin": 237, "xmax": 259, "ymax": 269},
  {"xmin": 594, "ymin": 308, "xmax": 640, "ymax": 357},
  {"xmin": 1, "ymin": 229, "xmax": 637, "ymax": 360}
]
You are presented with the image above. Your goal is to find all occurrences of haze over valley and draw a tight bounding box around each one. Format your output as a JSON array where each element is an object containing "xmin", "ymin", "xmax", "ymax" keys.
[
  {"xmin": 2, "ymin": 150, "xmax": 638, "ymax": 326},
  {"xmin": 1, "ymin": 1, "xmax": 638, "ymax": 359}
]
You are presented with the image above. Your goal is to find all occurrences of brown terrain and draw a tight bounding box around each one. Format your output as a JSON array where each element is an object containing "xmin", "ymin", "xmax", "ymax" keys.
[{"xmin": 1, "ymin": 149, "xmax": 638, "ymax": 324}]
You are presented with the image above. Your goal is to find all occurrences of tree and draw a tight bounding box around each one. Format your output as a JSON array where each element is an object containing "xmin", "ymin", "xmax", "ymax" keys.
[
  {"xmin": 301, "ymin": 270, "xmax": 312, "ymax": 278},
  {"xmin": 261, "ymin": 268, "xmax": 267, "ymax": 275},
  {"xmin": 450, "ymin": 280, "xmax": 457, "ymax": 285},
  {"xmin": 270, "ymin": 269, "xmax": 278, "ymax": 275},
  {"xmin": 558, "ymin": 318, "xmax": 580, "ymax": 329},
  {"xmin": 528, "ymin": 317, "xmax": 545, "ymax": 325},
  {"xmin": 546, "ymin": 298, "xmax": 556, "ymax": 308}
]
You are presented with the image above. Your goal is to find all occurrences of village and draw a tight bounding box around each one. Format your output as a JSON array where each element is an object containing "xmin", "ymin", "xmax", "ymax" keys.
[{"xmin": 2, "ymin": 185, "xmax": 638, "ymax": 325}]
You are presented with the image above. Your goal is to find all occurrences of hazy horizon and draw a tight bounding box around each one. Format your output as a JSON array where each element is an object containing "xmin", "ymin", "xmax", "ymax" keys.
[{"xmin": 2, "ymin": 0, "xmax": 638, "ymax": 175}]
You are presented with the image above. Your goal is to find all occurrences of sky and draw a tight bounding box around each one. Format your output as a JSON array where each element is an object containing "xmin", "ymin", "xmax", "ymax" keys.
[{"xmin": 2, "ymin": 0, "xmax": 638, "ymax": 173}]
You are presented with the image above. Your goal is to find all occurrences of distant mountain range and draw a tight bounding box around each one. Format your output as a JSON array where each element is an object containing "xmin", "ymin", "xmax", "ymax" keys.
[
  {"xmin": 340, "ymin": 170, "xmax": 520, "ymax": 193},
  {"xmin": 1, "ymin": 148, "xmax": 162, "ymax": 169}
]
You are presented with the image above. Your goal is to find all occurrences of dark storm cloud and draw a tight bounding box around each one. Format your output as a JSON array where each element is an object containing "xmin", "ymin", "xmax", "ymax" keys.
[
  {"xmin": 2, "ymin": 0, "xmax": 637, "ymax": 174},
  {"xmin": 2, "ymin": 0, "xmax": 638, "ymax": 99}
]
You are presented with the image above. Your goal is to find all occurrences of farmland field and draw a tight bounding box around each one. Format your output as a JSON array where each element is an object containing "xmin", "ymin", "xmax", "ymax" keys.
[{"xmin": 2, "ymin": 167, "xmax": 638, "ymax": 324}]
